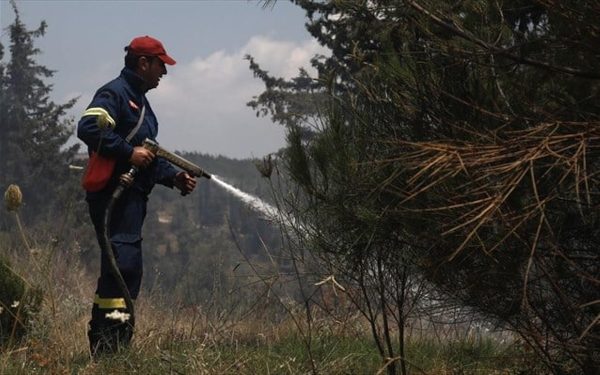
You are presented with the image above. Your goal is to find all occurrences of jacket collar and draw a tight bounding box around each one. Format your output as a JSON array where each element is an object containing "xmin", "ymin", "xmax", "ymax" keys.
[{"xmin": 121, "ymin": 67, "xmax": 146, "ymax": 94}]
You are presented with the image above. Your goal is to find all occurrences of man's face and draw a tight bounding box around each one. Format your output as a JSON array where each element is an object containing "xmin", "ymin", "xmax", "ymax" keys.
[{"xmin": 139, "ymin": 56, "xmax": 167, "ymax": 91}]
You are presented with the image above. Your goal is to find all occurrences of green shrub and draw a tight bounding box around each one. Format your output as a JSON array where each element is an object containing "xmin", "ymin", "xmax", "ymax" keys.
[{"xmin": 0, "ymin": 256, "xmax": 42, "ymax": 347}]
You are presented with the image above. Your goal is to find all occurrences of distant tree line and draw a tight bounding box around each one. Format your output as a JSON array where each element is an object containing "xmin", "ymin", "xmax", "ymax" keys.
[{"xmin": 140, "ymin": 153, "xmax": 283, "ymax": 305}]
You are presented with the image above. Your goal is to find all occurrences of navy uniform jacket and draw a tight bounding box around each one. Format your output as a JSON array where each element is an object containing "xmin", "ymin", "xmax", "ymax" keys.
[
  {"xmin": 77, "ymin": 67, "xmax": 178, "ymax": 197},
  {"xmin": 77, "ymin": 67, "xmax": 178, "ymax": 243}
]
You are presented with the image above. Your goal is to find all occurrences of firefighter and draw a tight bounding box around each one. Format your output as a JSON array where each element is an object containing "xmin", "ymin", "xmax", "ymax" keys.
[{"xmin": 77, "ymin": 36, "xmax": 197, "ymax": 357}]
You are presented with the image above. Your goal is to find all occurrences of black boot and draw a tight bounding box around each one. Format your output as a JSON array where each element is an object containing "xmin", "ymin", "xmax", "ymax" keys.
[{"xmin": 88, "ymin": 317, "xmax": 133, "ymax": 358}]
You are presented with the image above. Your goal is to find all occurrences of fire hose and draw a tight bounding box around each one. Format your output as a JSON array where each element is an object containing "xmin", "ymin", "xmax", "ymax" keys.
[{"xmin": 100, "ymin": 138, "xmax": 211, "ymax": 330}]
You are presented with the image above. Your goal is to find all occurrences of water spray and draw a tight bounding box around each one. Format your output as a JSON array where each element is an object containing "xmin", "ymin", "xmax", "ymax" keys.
[
  {"xmin": 102, "ymin": 138, "xmax": 291, "ymax": 339},
  {"xmin": 142, "ymin": 139, "xmax": 278, "ymax": 220},
  {"xmin": 211, "ymin": 175, "xmax": 278, "ymax": 219}
]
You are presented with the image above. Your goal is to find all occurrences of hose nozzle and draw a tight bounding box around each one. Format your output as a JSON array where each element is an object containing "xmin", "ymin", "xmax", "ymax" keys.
[{"xmin": 142, "ymin": 139, "xmax": 211, "ymax": 179}]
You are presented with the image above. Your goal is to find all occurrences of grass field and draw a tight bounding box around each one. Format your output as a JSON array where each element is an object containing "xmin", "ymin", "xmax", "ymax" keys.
[
  {"xmin": 0, "ymin": 275, "xmax": 534, "ymax": 374},
  {"xmin": 0, "ymin": 224, "xmax": 537, "ymax": 374}
]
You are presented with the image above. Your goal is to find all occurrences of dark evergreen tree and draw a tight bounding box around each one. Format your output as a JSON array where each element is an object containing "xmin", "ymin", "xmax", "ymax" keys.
[
  {"xmin": 250, "ymin": 1, "xmax": 600, "ymax": 373},
  {"xmin": 0, "ymin": 1, "xmax": 80, "ymax": 229}
]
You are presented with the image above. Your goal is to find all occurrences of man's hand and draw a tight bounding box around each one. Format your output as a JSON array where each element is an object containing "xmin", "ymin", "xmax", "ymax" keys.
[
  {"xmin": 129, "ymin": 146, "xmax": 155, "ymax": 168},
  {"xmin": 174, "ymin": 172, "xmax": 197, "ymax": 196}
]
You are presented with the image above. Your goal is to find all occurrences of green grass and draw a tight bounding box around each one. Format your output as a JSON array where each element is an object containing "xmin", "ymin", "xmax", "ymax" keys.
[{"xmin": 0, "ymin": 331, "xmax": 532, "ymax": 374}]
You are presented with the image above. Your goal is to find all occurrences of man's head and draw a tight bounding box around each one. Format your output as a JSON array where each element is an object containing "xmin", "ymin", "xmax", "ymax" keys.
[{"xmin": 124, "ymin": 36, "xmax": 176, "ymax": 91}]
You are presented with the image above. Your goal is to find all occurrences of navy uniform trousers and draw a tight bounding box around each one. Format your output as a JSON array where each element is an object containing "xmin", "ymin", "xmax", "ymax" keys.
[{"xmin": 87, "ymin": 188, "xmax": 147, "ymax": 355}]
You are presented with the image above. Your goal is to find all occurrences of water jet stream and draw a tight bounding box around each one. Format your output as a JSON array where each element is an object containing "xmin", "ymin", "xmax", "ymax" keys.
[{"xmin": 211, "ymin": 175, "xmax": 278, "ymax": 220}]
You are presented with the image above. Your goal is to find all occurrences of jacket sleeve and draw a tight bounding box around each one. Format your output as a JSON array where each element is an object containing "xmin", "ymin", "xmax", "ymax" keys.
[
  {"xmin": 154, "ymin": 157, "xmax": 179, "ymax": 188},
  {"xmin": 77, "ymin": 90, "xmax": 134, "ymax": 160}
]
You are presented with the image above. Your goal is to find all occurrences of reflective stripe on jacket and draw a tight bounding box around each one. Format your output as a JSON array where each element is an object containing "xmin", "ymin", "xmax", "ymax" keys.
[{"xmin": 77, "ymin": 67, "xmax": 177, "ymax": 196}]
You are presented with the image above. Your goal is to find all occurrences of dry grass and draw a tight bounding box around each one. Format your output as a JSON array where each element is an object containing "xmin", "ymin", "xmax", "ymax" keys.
[{"xmin": 0, "ymin": 227, "xmax": 531, "ymax": 374}]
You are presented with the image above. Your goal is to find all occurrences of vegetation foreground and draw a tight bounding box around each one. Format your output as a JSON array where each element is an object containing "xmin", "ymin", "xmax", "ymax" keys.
[
  {"xmin": 3, "ymin": 0, "xmax": 598, "ymax": 373},
  {"xmin": 0, "ymin": 237, "xmax": 534, "ymax": 375}
]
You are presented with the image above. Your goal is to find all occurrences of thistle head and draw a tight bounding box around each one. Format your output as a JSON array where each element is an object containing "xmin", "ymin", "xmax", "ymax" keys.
[{"xmin": 4, "ymin": 184, "xmax": 23, "ymax": 212}]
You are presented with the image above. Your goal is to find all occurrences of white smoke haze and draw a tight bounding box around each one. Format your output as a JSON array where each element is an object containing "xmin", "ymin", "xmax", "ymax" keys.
[{"xmin": 152, "ymin": 36, "xmax": 329, "ymax": 158}]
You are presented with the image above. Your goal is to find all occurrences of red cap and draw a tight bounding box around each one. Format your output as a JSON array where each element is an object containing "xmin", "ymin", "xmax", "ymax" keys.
[{"xmin": 127, "ymin": 35, "xmax": 176, "ymax": 65}]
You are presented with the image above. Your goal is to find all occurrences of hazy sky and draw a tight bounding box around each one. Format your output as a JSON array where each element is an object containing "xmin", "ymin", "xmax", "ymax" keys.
[{"xmin": 0, "ymin": 0, "xmax": 326, "ymax": 159}]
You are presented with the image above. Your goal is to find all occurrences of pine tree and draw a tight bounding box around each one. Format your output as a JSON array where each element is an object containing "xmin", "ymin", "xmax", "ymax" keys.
[
  {"xmin": 250, "ymin": 1, "xmax": 600, "ymax": 373},
  {"xmin": 0, "ymin": 1, "xmax": 80, "ymax": 229}
]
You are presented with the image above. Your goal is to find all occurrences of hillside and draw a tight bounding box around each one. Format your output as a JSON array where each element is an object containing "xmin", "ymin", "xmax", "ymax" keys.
[{"xmin": 72, "ymin": 152, "xmax": 285, "ymax": 305}]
